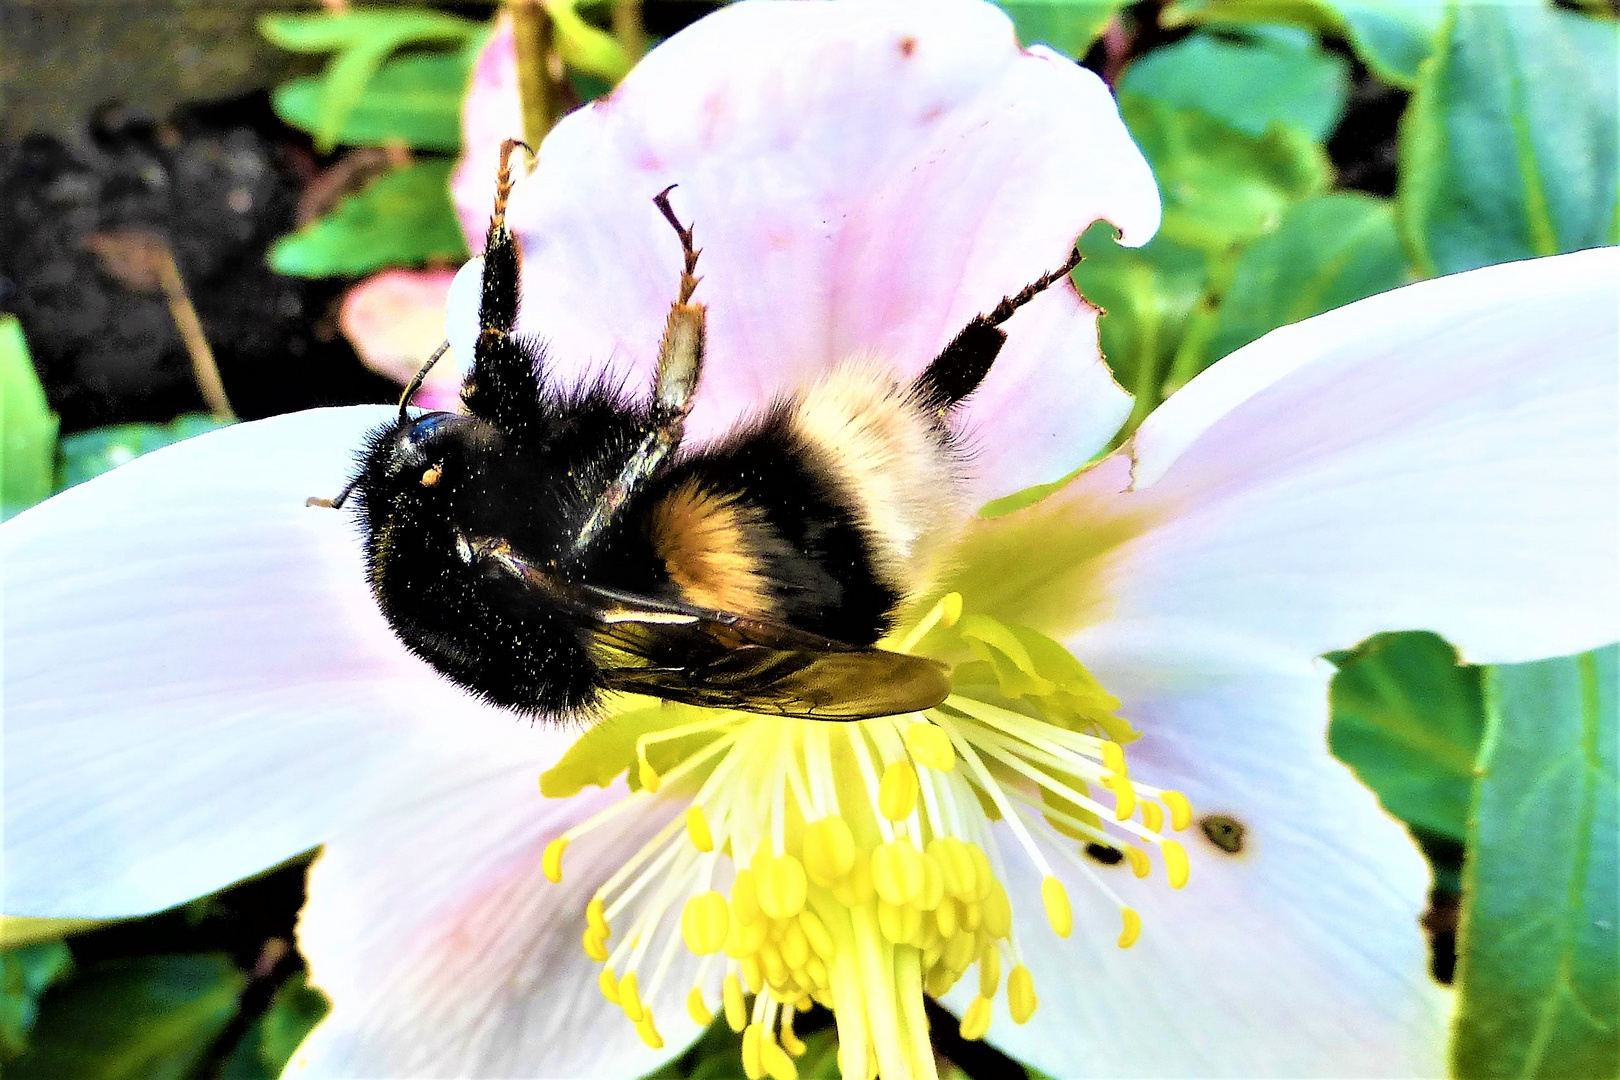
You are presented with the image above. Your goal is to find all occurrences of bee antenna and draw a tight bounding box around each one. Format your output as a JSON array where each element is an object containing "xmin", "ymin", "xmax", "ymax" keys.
[
  {"xmin": 398, "ymin": 340, "xmax": 451, "ymax": 423},
  {"xmin": 306, "ymin": 475, "xmax": 360, "ymax": 511}
]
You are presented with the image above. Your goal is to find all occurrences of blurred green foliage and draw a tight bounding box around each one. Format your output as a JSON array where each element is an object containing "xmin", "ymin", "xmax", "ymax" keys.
[
  {"xmin": 1, "ymin": 315, "xmax": 59, "ymax": 521},
  {"xmin": 270, "ymin": 159, "xmax": 469, "ymax": 276}
]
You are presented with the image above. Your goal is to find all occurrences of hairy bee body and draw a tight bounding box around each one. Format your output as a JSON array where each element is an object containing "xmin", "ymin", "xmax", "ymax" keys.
[{"xmin": 331, "ymin": 143, "xmax": 1080, "ymax": 722}]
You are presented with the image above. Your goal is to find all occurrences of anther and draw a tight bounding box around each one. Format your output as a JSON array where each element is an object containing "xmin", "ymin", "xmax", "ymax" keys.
[
  {"xmin": 1140, "ymin": 801, "xmax": 1165, "ymax": 833},
  {"xmin": 878, "ymin": 760, "xmax": 919, "ymax": 821},
  {"xmin": 681, "ymin": 891, "xmax": 731, "ymax": 955},
  {"xmin": 1124, "ymin": 846, "xmax": 1152, "ymax": 878},
  {"xmin": 636, "ymin": 1011, "xmax": 665, "ymax": 1050},
  {"xmin": 723, "ymin": 973, "xmax": 748, "ymax": 1032},
  {"xmin": 687, "ymin": 986, "xmax": 713, "ymax": 1026},
  {"xmin": 978, "ymin": 946, "xmax": 1001, "ymax": 997},
  {"xmin": 959, "ymin": 995, "xmax": 993, "ymax": 1041},
  {"xmin": 804, "ymin": 817, "xmax": 857, "ymax": 886},
  {"xmin": 542, "ymin": 837, "xmax": 568, "ymax": 883},
  {"xmin": 1161, "ymin": 790, "xmax": 1194, "ymax": 830},
  {"xmin": 903, "ymin": 722, "xmax": 956, "ymax": 771},
  {"xmin": 1040, "ymin": 875, "xmax": 1073, "ymax": 938},
  {"xmin": 1118, "ymin": 908, "xmax": 1142, "ymax": 948},
  {"xmin": 599, "ymin": 966, "xmax": 620, "ymax": 1003},
  {"xmin": 1101, "ymin": 741, "xmax": 1127, "ymax": 775},
  {"xmin": 1108, "ymin": 773, "xmax": 1137, "ymax": 821},
  {"xmin": 1162, "ymin": 839, "xmax": 1191, "ymax": 888},
  {"xmin": 618, "ymin": 971, "xmax": 645, "ymax": 1021},
  {"xmin": 686, "ymin": 805, "xmax": 715, "ymax": 851},
  {"xmin": 1007, "ymin": 964, "xmax": 1038, "ymax": 1024}
]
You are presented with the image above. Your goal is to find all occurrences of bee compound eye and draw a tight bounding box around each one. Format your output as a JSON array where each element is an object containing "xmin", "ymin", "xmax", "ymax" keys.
[{"xmin": 405, "ymin": 411, "xmax": 463, "ymax": 449}]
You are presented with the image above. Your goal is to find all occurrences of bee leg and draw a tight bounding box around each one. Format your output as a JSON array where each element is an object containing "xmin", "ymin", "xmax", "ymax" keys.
[
  {"xmin": 911, "ymin": 246, "xmax": 1085, "ymax": 413},
  {"xmin": 572, "ymin": 188, "xmax": 706, "ymax": 551},
  {"xmin": 649, "ymin": 185, "xmax": 706, "ymax": 434},
  {"xmin": 461, "ymin": 138, "xmax": 552, "ymax": 441}
]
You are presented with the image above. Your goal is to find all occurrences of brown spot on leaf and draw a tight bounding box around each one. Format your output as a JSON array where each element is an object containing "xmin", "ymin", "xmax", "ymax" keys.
[{"xmin": 1199, "ymin": 814, "xmax": 1246, "ymax": 854}]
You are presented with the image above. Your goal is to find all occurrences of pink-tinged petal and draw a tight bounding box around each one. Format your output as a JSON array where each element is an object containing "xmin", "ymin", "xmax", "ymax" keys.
[
  {"xmin": 452, "ymin": 15, "xmax": 524, "ymax": 253},
  {"xmin": 1093, "ymin": 247, "xmax": 1620, "ymax": 669},
  {"xmin": 1, "ymin": 408, "xmax": 565, "ymax": 918},
  {"xmin": 968, "ymin": 667, "xmax": 1449, "ymax": 1078},
  {"xmin": 290, "ymin": 770, "xmax": 700, "ymax": 1078},
  {"xmin": 467, "ymin": 0, "xmax": 1156, "ymax": 502},
  {"xmin": 340, "ymin": 269, "xmax": 465, "ymax": 405}
]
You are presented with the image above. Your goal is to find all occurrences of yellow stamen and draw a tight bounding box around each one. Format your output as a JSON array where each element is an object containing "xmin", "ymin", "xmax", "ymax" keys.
[
  {"xmin": 803, "ymin": 816, "xmax": 857, "ymax": 886},
  {"xmin": 1162, "ymin": 839, "xmax": 1191, "ymax": 888},
  {"xmin": 903, "ymin": 722, "xmax": 956, "ymax": 771},
  {"xmin": 958, "ymin": 995, "xmax": 993, "ymax": 1041},
  {"xmin": 978, "ymin": 945, "xmax": 1001, "ymax": 997},
  {"xmin": 1006, "ymin": 964, "xmax": 1037, "ymax": 1024},
  {"xmin": 538, "ymin": 607, "xmax": 1207, "ymax": 1080},
  {"xmin": 618, "ymin": 971, "xmax": 644, "ymax": 1022},
  {"xmin": 1162, "ymin": 790, "xmax": 1194, "ymax": 830},
  {"xmin": 1039, "ymin": 875, "xmax": 1073, "ymax": 938},
  {"xmin": 542, "ymin": 837, "xmax": 568, "ymax": 883},
  {"xmin": 686, "ymin": 805, "xmax": 715, "ymax": 851},
  {"xmin": 681, "ymin": 891, "xmax": 731, "ymax": 955},
  {"xmin": 723, "ymin": 973, "xmax": 748, "ymax": 1032},
  {"xmin": 687, "ymin": 986, "xmax": 713, "ymax": 1026},
  {"xmin": 1124, "ymin": 845, "xmax": 1152, "ymax": 879},
  {"xmin": 878, "ymin": 760, "xmax": 920, "ymax": 821}
]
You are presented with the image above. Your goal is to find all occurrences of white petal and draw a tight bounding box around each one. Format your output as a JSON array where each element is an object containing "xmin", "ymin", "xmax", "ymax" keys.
[
  {"xmin": 1078, "ymin": 248, "xmax": 1619, "ymax": 671},
  {"xmin": 2, "ymin": 408, "xmax": 558, "ymax": 918},
  {"xmin": 484, "ymin": 0, "xmax": 1156, "ymax": 502},
  {"xmin": 289, "ymin": 768, "xmax": 699, "ymax": 1078},
  {"xmin": 965, "ymin": 667, "xmax": 1449, "ymax": 1078}
]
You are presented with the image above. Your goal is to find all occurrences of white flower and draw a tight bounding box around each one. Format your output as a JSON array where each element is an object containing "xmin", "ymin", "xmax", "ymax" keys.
[{"xmin": 4, "ymin": 2, "xmax": 1616, "ymax": 1078}]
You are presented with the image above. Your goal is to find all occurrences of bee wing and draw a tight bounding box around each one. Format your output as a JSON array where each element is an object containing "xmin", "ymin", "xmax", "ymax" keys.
[
  {"xmin": 476, "ymin": 542, "xmax": 950, "ymax": 720},
  {"xmin": 577, "ymin": 584, "xmax": 953, "ymax": 721}
]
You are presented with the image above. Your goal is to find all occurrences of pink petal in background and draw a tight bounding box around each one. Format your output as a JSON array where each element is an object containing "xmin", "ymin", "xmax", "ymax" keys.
[{"xmin": 340, "ymin": 269, "xmax": 465, "ymax": 412}]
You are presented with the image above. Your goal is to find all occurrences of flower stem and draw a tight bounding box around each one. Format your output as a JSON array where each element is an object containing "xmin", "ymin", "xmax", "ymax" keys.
[{"xmin": 508, "ymin": 0, "xmax": 563, "ymax": 148}]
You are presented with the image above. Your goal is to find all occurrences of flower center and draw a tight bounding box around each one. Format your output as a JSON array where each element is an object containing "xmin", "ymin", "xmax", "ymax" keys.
[{"xmin": 538, "ymin": 595, "xmax": 1194, "ymax": 1080}]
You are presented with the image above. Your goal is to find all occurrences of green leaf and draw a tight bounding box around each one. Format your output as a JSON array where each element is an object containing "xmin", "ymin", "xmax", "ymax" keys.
[
  {"xmin": 1327, "ymin": 1, "xmax": 1445, "ymax": 87},
  {"xmin": 1121, "ymin": 28, "xmax": 1350, "ymax": 142},
  {"xmin": 7, "ymin": 954, "xmax": 245, "ymax": 1080},
  {"xmin": 1073, "ymin": 221, "xmax": 1211, "ymax": 424},
  {"xmin": 218, "ymin": 972, "xmax": 330, "ymax": 1080},
  {"xmin": 1160, "ymin": 0, "xmax": 1443, "ymax": 88},
  {"xmin": 1327, "ymin": 631, "xmax": 1485, "ymax": 842},
  {"xmin": 547, "ymin": 0, "xmax": 635, "ymax": 83},
  {"xmin": 269, "ymin": 160, "xmax": 469, "ymax": 278},
  {"xmin": 1121, "ymin": 92, "xmax": 1331, "ymax": 255},
  {"xmin": 56, "ymin": 414, "xmax": 231, "ymax": 492},
  {"xmin": 1452, "ymin": 646, "xmax": 1618, "ymax": 1079},
  {"xmin": 996, "ymin": 0, "xmax": 1127, "ymax": 56},
  {"xmin": 258, "ymin": 9, "xmax": 480, "ymax": 53},
  {"xmin": 1, "ymin": 942, "xmax": 74, "ymax": 1060},
  {"xmin": 272, "ymin": 49, "xmax": 472, "ymax": 152},
  {"xmin": 1204, "ymin": 193, "xmax": 1411, "ymax": 364},
  {"xmin": 260, "ymin": 10, "xmax": 482, "ymax": 153},
  {"xmin": 1, "ymin": 316, "xmax": 59, "ymax": 521},
  {"xmin": 1397, "ymin": 4, "xmax": 1619, "ymax": 277}
]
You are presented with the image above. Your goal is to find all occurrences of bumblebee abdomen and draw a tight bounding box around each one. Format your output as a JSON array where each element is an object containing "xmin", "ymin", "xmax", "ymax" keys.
[{"xmin": 640, "ymin": 362, "xmax": 961, "ymax": 645}]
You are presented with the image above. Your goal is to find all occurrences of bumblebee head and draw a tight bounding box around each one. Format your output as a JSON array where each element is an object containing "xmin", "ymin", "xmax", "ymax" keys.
[{"xmin": 342, "ymin": 410, "xmax": 603, "ymax": 715}]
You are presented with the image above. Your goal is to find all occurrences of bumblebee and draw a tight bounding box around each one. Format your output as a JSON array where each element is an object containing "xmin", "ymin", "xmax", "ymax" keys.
[{"xmin": 316, "ymin": 141, "xmax": 1083, "ymax": 721}]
